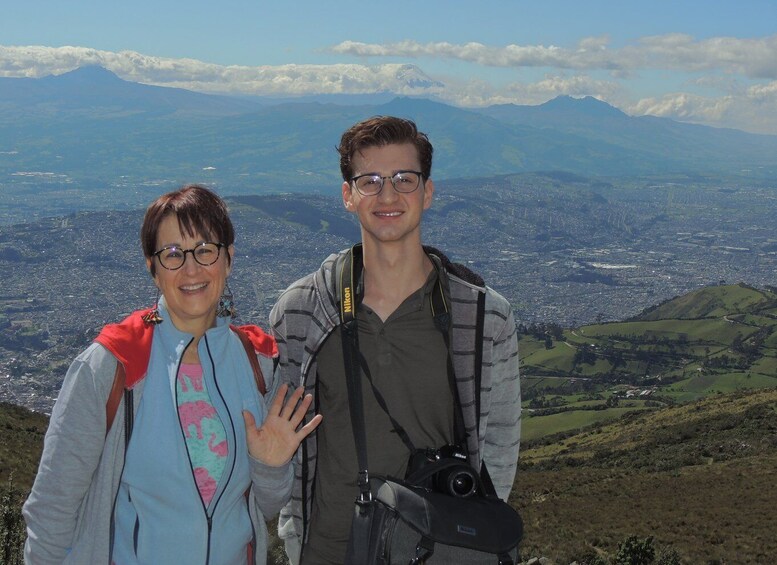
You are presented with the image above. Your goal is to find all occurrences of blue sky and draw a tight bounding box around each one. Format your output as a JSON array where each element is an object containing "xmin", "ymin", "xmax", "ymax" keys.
[{"xmin": 3, "ymin": 0, "xmax": 777, "ymax": 133}]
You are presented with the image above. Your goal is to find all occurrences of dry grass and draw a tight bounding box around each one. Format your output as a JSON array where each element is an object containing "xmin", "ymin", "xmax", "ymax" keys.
[
  {"xmin": 514, "ymin": 389, "xmax": 777, "ymax": 563},
  {"xmin": 514, "ymin": 456, "xmax": 777, "ymax": 563}
]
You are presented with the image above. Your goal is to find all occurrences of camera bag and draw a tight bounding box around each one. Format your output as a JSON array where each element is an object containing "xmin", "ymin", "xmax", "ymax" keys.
[
  {"xmin": 346, "ymin": 473, "xmax": 523, "ymax": 564},
  {"xmin": 338, "ymin": 245, "xmax": 523, "ymax": 564}
]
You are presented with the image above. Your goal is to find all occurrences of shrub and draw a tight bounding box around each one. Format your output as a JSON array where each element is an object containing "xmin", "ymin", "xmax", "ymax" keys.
[
  {"xmin": 577, "ymin": 550, "xmax": 609, "ymax": 565},
  {"xmin": 614, "ymin": 535, "xmax": 656, "ymax": 565},
  {"xmin": 656, "ymin": 546, "xmax": 682, "ymax": 565},
  {"xmin": 0, "ymin": 476, "xmax": 26, "ymax": 565}
]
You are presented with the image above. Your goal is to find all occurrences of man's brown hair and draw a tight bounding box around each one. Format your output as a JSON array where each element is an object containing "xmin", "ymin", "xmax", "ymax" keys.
[{"xmin": 338, "ymin": 116, "xmax": 433, "ymax": 182}]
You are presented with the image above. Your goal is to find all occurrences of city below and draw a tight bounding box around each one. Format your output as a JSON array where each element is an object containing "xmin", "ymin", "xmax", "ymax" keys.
[{"xmin": 1, "ymin": 171, "xmax": 776, "ymax": 412}]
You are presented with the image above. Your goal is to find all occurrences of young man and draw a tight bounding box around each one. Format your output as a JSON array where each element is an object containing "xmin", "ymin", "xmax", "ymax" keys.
[{"xmin": 270, "ymin": 116, "xmax": 521, "ymax": 565}]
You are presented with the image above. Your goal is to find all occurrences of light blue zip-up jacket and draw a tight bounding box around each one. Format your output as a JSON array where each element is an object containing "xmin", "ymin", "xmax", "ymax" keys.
[{"xmin": 23, "ymin": 299, "xmax": 293, "ymax": 565}]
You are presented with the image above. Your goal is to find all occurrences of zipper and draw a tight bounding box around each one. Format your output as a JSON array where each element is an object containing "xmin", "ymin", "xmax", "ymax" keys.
[
  {"xmin": 206, "ymin": 515, "xmax": 213, "ymax": 565},
  {"xmin": 108, "ymin": 388, "xmax": 134, "ymax": 564},
  {"xmin": 175, "ymin": 336, "xmax": 216, "ymax": 565},
  {"xmin": 203, "ymin": 334, "xmax": 239, "ymax": 542}
]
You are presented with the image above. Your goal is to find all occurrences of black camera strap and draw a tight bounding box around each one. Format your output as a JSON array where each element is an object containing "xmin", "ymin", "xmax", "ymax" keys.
[
  {"xmin": 342, "ymin": 316, "xmax": 372, "ymax": 503},
  {"xmin": 340, "ymin": 245, "xmax": 372, "ymax": 504},
  {"xmin": 356, "ymin": 353, "xmax": 416, "ymax": 453}
]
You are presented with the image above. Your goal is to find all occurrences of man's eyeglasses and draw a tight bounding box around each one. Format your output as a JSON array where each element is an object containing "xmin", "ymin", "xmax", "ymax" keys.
[
  {"xmin": 350, "ymin": 171, "xmax": 424, "ymax": 196},
  {"xmin": 152, "ymin": 242, "xmax": 225, "ymax": 271}
]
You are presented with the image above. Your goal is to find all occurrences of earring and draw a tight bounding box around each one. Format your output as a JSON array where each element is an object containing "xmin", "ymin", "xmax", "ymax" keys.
[
  {"xmin": 142, "ymin": 289, "xmax": 163, "ymax": 325},
  {"xmin": 217, "ymin": 280, "xmax": 235, "ymax": 318}
]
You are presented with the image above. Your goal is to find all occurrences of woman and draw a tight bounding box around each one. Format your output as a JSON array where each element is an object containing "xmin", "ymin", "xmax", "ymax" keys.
[{"xmin": 23, "ymin": 184, "xmax": 321, "ymax": 564}]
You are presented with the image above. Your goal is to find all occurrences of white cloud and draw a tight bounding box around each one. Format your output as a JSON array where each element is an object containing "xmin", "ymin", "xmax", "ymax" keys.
[
  {"xmin": 511, "ymin": 75, "xmax": 621, "ymax": 101},
  {"xmin": 329, "ymin": 39, "xmax": 610, "ymax": 70},
  {"xmin": 748, "ymin": 80, "xmax": 777, "ymax": 99},
  {"xmin": 330, "ymin": 34, "xmax": 777, "ymax": 79},
  {"xmin": 158, "ymin": 63, "xmax": 445, "ymax": 96},
  {"xmin": 631, "ymin": 93, "xmax": 733, "ymax": 123},
  {"xmin": 631, "ymin": 34, "xmax": 777, "ymax": 78},
  {"xmin": 630, "ymin": 82, "xmax": 777, "ymax": 134},
  {"xmin": 0, "ymin": 45, "xmax": 444, "ymax": 96}
]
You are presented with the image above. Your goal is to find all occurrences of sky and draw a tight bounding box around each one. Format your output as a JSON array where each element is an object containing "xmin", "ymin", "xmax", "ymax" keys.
[{"xmin": 3, "ymin": 0, "xmax": 777, "ymax": 134}]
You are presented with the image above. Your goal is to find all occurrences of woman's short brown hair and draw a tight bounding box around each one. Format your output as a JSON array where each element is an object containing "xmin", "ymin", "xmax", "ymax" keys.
[
  {"xmin": 141, "ymin": 184, "xmax": 234, "ymax": 276},
  {"xmin": 338, "ymin": 116, "xmax": 433, "ymax": 182}
]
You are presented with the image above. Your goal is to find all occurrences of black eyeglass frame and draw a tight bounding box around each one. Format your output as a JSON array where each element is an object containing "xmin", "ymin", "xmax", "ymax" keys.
[
  {"xmin": 349, "ymin": 170, "xmax": 425, "ymax": 196},
  {"xmin": 152, "ymin": 242, "xmax": 226, "ymax": 271}
]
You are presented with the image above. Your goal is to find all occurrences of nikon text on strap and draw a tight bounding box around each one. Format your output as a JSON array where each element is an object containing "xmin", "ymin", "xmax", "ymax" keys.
[{"xmin": 339, "ymin": 243, "xmax": 449, "ymax": 329}]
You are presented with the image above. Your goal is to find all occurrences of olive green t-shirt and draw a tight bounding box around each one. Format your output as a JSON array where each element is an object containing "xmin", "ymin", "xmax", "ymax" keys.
[{"xmin": 302, "ymin": 271, "xmax": 454, "ymax": 565}]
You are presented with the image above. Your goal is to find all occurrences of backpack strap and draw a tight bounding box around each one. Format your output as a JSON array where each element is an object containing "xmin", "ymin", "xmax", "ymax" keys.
[
  {"xmin": 104, "ymin": 358, "xmax": 134, "ymax": 471},
  {"xmin": 105, "ymin": 360, "xmax": 126, "ymax": 436},
  {"xmin": 233, "ymin": 326, "xmax": 268, "ymax": 396}
]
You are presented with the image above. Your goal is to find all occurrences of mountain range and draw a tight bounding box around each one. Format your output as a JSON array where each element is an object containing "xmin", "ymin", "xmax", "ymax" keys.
[{"xmin": 1, "ymin": 66, "xmax": 776, "ymax": 195}]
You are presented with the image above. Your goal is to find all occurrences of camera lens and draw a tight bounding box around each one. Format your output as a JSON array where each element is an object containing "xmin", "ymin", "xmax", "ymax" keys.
[
  {"xmin": 438, "ymin": 467, "xmax": 478, "ymax": 498},
  {"xmin": 450, "ymin": 472, "xmax": 476, "ymax": 497}
]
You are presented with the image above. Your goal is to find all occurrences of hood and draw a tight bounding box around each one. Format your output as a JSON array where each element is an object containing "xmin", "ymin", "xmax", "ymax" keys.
[{"xmin": 95, "ymin": 303, "xmax": 277, "ymax": 389}]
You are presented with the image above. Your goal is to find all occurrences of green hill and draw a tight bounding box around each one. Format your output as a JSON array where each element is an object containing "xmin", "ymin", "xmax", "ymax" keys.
[
  {"xmin": 0, "ymin": 402, "xmax": 46, "ymax": 563},
  {"xmin": 515, "ymin": 388, "xmax": 777, "ymax": 563},
  {"xmin": 637, "ymin": 282, "xmax": 777, "ymax": 321},
  {"xmin": 520, "ymin": 283, "xmax": 777, "ymax": 441}
]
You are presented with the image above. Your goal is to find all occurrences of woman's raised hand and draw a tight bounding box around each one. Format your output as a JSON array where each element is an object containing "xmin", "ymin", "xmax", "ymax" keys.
[{"xmin": 242, "ymin": 384, "xmax": 322, "ymax": 467}]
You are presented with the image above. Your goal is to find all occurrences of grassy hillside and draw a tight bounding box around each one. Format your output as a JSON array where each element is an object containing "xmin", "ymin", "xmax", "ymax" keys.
[
  {"xmin": 515, "ymin": 388, "xmax": 777, "ymax": 563},
  {"xmin": 0, "ymin": 402, "xmax": 46, "ymax": 563},
  {"xmin": 0, "ymin": 402, "xmax": 46, "ymax": 490},
  {"xmin": 638, "ymin": 283, "xmax": 777, "ymax": 321},
  {"xmin": 520, "ymin": 283, "xmax": 777, "ymax": 440}
]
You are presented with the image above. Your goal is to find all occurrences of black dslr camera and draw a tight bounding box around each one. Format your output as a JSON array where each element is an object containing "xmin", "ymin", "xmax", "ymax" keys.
[{"xmin": 406, "ymin": 445, "xmax": 480, "ymax": 498}]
